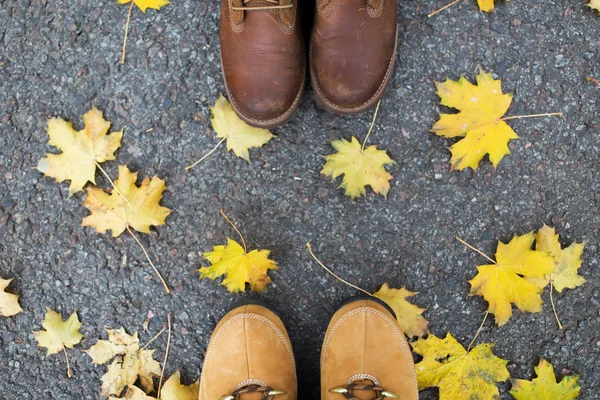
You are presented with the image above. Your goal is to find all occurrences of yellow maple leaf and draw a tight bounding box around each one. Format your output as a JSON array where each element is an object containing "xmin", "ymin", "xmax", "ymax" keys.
[
  {"xmin": 432, "ymin": 70, "xmax": 517, "ymax": 170},
  {"xmin": 34, "ymin": 308, "xmax": 84, "ymax": 377},
  {"xmin": 211, "ymin": 94, "xmax": 275, "ymax": 162},
  {"xmin": 37, "ymin": 107, "xmax": 123, "ymax": 195},
  {"xmin": 533, "ymin": 225, "xmax": 586, "ymax": 293},
  {"xmin": 87, "ymin": 327, "xmax": 161, "ymax": 396},
  {"xmin": 161, "ymin": 370, "xmax": 199, "ymax": 400},
  {"xmin": 321, "ymin": 137, "xmax": 395, "ymax": 199},
  {"xmin": 0, "ymin": 277, "xmax": 22, "ymax": 317},
  {"xmin": 82, "ymin": 165, "xmax": 172, "ymax": 237},
  {"xmin": 510, "ymin": 359, "xmax": 580, "ymax": 400},
  {"xmin": 477, "ymin": 0, "xmax": 509, "ymax": 12},
  {"xmin": 413, "ymin": 333, "xmax": 509, "ymax": 399},
  {"xmin": 117, "ymin": 0, "xmax": 171, "ymax": 12},
  {"xmin": 372, "ymin": 283, "xmax": 429, "ymax": 338},
  {"xmin": 588, "ymin": 0, "xmax": 600, "ymax": 12},
  {"xmin": 468, "ymin": 232, "xmax": 555, "ymax": 326},
  {"xmin": 200, "ymin": 238, "xmax": 277, "ymax": 293}
]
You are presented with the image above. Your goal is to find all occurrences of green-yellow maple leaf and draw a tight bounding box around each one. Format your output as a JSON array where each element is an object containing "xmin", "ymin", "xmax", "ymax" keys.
[
  {"xmin": 431, "ymin": 70, "xmax": 517, "ymax": 171},
  {"xmin": 321, "ymin": 137, "xmax": 395, "ymax": 199},
  {"xmin": 532, "ymin": 225, "xmax": 586, "ymax": 293},
  {"xmin": 34, "ymin": 308, "xmax": 84, "ymax": 377},
  {"xmin": 510, "ymin": 359, "xmax": 580, "ymax": 400},
  {"xmin": 412, "ymin": 333, "xmax": 509, "ymax": 399},
  {"xmin": 200, "ymin": 238, "xmax": 277, "ymax": 293},
  {"xmin": 468, "ymin": 232, "xmax": 554, "ymax": 326}
]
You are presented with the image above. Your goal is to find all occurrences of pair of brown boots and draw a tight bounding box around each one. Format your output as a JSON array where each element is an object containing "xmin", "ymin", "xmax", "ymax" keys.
[
  {"xmin": 219, "ymin": 0, "xmax": 398, "ymax": 128},
  {"xmin": 199, "ymin": 298, "xmax": 418, "ymax": 400}
]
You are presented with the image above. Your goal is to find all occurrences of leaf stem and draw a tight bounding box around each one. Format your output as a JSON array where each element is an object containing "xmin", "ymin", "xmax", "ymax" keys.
[
  {"xmin": 550, "ymin": 283, "xmax": 563, "ymax": 329},
  {"xmin": 467, "ymin": 311, "xmax": 489, "ymax": 352},
  {"xmin": 141, "ymin": 325, "xmax": 166, "ymax": 350},
  {"xmin": 428, "ymin": 0, "xmax": 460, "ymax": 18},
  {"xmin": 93, "ymin": 160, "xmax": 133, "ymax": 211},
  {"xmin": 306, "ymin": 242, "xmax": 372, "ymax": 297},
  {"xmin": 220, "ymin": 209, "xmax": 247, "ymax": 252},
  {"xmin": 455, "ymin": 236, "xmax": 496, "ymax": 264},
  {"xmin": 121, "ymin": 0, "xmax": 135, "ymax": 64},
  {"xmin": 63, "ymin": 346, "xmax": 72, "ymax": 378},
  {"xmin": 126, "ymin": 226, "xmax": 171, "ymax": 293},
  {"xmin": 361, "ymin": 100, "xmax": 382, "ymax": 152},
  {"xmin": 500, "ymin": 112, "xmax": 562, "ymax": 121},
  {"xmin": 185, "ymin": 137, "xmax": 226, "ymax": 171},
  {"xmin": 157, "ymin": 313, "xmax": 172, "ymax": 399},
  {"xmin": 587, "ymin": 77, "xmax": 600, "ymax": 88}
]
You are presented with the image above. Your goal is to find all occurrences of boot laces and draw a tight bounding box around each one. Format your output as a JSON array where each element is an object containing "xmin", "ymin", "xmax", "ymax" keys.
[
  {"xmin": 329, "ymin": 375, "xmax": 398, "ymax": 400},
  {"xmin": 218, "ymin": 383, "xmax": 287, "ymax": 400},
  {"xmin": 231, "ymin": 0, "xmax": 293, "ymax": 12}
]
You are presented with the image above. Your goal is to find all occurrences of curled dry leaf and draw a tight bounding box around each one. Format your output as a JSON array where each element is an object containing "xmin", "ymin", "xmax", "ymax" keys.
[
  {"xmin": 82, "ymin": 165, "xmax": 172, "ymax": 238},
  {"xmin": 200, "ymin": 238, "xmax": 277, "ymax": 293},
  {"xmin": 321, "ymin": 137, "xmax": 395, "ymax": 199},
  {"xmin": 431, "ymin": 70, "xmax": 517, "ymax": 171},
  {"xmin": 468, "ymin": 232, "xmax": 554, "ymax": 326},
  {"xmin": 37, "ymin": 107, "xmax": 123, "ymax": 195},
  {"xmin": 86, "ymin": 327, "xmax": 161, "ymax": 397},
  {"xmin": 372, "ymin": 283, "xmax": 429, "ymax": 338},
  {"xmin": 510, "ymin": 359, "xmax": 580, "ymax": 400},
  {"xmin": 412, "ymin": 333, "xmax": 509, "ymax": 399},
  {"xmin": 0, "ymin": 277, "xmax": 22, "ymax": 317}
]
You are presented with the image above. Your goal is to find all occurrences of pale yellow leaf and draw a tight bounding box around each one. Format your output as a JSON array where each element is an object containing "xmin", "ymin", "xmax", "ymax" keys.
[
  {"xmin": 0, "ymin": 277, "xmax": 22, "ymax": 317},
  {"xmin": 33, "ymin": 308, "xmax": 84, "ymax": 355},
  {"xmin": 161, "ymin": 370, "xmax": 199, "ymax": 400}
]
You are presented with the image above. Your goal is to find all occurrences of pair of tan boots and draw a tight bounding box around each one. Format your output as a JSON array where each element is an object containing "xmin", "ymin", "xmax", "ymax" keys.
[{"xmin": 199, "ymin": 298, "xmax": 418, "ymax": 400}]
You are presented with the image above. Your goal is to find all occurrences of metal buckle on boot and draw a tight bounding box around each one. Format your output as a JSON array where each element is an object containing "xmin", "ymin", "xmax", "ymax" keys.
[
  {"xmin": 329, "ymin": 374, "xmax": 398, "ymax": 399},
  {"xmin": 219, "ymin": 383, "xmax": 287, "ymax": 400}
]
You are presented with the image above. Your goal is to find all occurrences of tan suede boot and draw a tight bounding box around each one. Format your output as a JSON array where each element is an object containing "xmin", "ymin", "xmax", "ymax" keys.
[
  {"xmin": 321, "ymin": 299, "xmax": 418, "ymax": 400},
  {"xmin": 199, "ymin": 303, "xmax": 297, "ymax": 400}
]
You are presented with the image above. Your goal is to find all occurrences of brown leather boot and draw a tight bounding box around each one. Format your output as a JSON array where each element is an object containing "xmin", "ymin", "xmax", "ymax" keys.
[
  {"xmin": 199, "ymin": 303, "xmax": 297, "ymax": 400},
  {"xmin": 321, "ymin": 298, "xmax": 418, "ymax": 400},
  {"xmin": 310, "ymin": 0, "xmax": 397, "ymax": 114},
  {"xmin": 219, "ymin": 0, "xmax": 305, "ymax": 128}
]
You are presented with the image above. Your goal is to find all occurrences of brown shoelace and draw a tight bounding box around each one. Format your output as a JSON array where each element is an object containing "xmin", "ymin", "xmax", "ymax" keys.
[
  {"xmin": 329, "ymin": 382, "xmax": 398, "ymax": 400},
  {"xmin": 231, "ymin": 0, "xmax": 293, "ymax": 11},
  {"xmin": 219, "ymin": 384, "xmax": 287, "ymax": 400}
]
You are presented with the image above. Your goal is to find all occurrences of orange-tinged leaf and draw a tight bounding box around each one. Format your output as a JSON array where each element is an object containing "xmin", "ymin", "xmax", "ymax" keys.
[
  {"xmin": 510, "ymin": 359, "xmax": 580, "ymax": 400},
  {"xmin": 372, "ymin": 283, "xmax": 429, "ymax": 338},
  {"xmin": 0, "ymin": 277, "xmax": 22, "ymax": 317},
  {"xmin": 37, "ymin": 107, "xmax": 123, "ymax": 195},
  {"xmin": 431, "ymin": 70, "xmax": 517, "ymax": 171},
  {"xmin": 412, "ymin": 333, "xmax": 509, "ymax": 399},
  {"xmin": 468, "ymin": 232, "xmax": 554, "ymax": 326},
  {"xmin": 321, "ymin": 136, "xmax": 395, "ymax": 199},
  {"xmin": 199, "ymin": 238, "xmax": 277, "ymax": 293},
  {"xmin": 82, "ymin": 165, "xmax": 172, "ymax": 237},
  {"xmin": 117, "ymin": 0, "xmax": 171, "ymax": 12}
]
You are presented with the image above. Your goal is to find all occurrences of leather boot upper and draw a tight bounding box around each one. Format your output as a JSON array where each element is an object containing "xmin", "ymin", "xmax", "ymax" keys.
[
  {"xmin": 321, "ymin": 299, "xmax": 418, "ymax": 400},
  {"xmin": 310, "ymin": 0, "xmax": 397, "ymax": 113},
  {"xmin": 219, "ymin": 0, "xmax": 305, "ymax": 127},
  {"xmin": 199, "ymin": 304, "xmax": 297, "ymax": 400}
]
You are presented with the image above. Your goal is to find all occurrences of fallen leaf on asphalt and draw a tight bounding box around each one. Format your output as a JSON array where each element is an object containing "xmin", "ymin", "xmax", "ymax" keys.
[
  {"xmin": 161, "ymin": 370, "xmax": 199, "ymax": 400},
  {"xmin": 0, "ymin": 276, "xmax": 22, "ymax": 317},
  {"xmin": 118, "ymin": 0, "xmax": 171, "ymax": 12},
  {"xmin": 110, "ymin": 385, "xmax": 156, "ymax": 399},
  {"xmin": 412, "ymin": 333, "xmax": 509, "ymax": 399},
  {"xmin": 510, "ymin": 359, "xmax": 580, "ymax": 400},
  {"xmin": 477, "ymin": 0, "xmax": 498, "ymax": 12},
  {"xmin": 431, "ymin": 70, "xmax": 517, "ymax": 170},
  {"xmin": 468, "ymin": 232, "xmax": 554, "ymax": 326},
  {"xmin": 186, "ymin": 95, "xmax": 275, "ymax": 169},
  {"xmin": 86, "ymin": 327, "xmax": 161, "ymax": 396},
  {"xmin": 82, "ymin": 165, "xmax": 172, "ymax": 238},
  {"xmin": 372, "ymin": 283, "xmax": 429, "ymax": 338},
  {"xmin": 589, "ymin": 0, "xmax": 600, "ymax": 12},
  {"xmin": 34, "ymin": 308, "xmax": 84, "ymax": 377},
  {"xmin": 532, "ymin": 225, "xmax": 586, "ymax": 293},
  {"xmin": 321, "ymin": 136, "xmax": 395, "ymax": 199},
  {"xmin": 37, "ymin": 107, "xmax": 123, "ymax": 195},
  {"xmin": 200, "ymin": 238, "xmax": 277, "ymax": 293}
]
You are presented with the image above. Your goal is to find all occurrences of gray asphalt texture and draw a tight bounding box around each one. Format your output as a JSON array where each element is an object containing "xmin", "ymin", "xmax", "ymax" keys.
[{"xmin": 1, "ymin": 0, "xmax": 600, "ymax": 399}]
